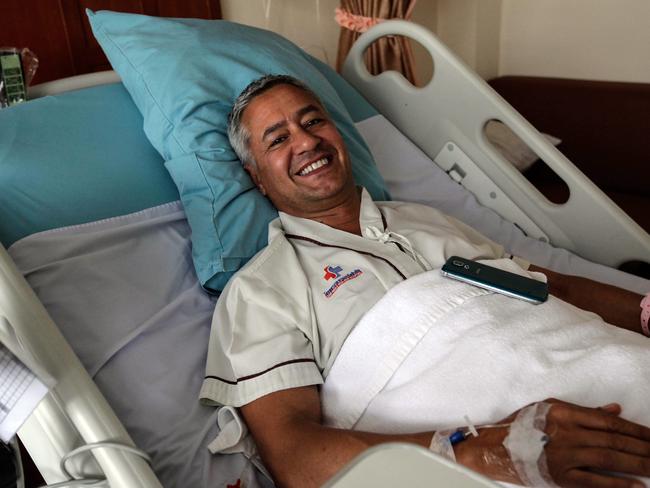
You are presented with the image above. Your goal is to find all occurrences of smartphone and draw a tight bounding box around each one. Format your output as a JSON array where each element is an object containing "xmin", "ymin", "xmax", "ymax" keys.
[
  {"xmin": 0, "ymin": 52, "xmax": 27, "ymax": 107},
  {"xmin": 441, "ymin": 256, "xmax": 548, "ymax": 304}
]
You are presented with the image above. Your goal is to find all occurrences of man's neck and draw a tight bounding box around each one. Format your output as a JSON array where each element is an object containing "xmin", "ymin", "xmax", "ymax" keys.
[{"xmin": 299, "ymin": 187, "xmax": 363, "ymax": 236}]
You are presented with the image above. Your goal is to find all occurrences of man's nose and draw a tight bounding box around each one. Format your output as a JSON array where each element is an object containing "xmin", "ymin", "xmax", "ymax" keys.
[{"xmin": 293, "ymin": 127, "xmax": 320, "ymax": 152}]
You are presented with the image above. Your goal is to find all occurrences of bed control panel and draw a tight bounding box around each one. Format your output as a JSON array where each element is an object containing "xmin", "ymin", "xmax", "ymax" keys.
[
  {"xmin": 435, "ymin": 142, "xmax": 549, "ymax": 243},
  {"xmin": 0, "ymin": 52, "xmax": 27, "ymax": 107}
]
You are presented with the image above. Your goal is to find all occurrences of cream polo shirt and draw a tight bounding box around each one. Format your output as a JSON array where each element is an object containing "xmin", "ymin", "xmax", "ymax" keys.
[{"xmin": 200, "ymin": 189, "xmax": 523, "ymax": 407}]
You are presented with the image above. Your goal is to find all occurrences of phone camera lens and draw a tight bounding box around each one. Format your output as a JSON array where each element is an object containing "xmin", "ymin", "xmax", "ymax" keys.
[{"xmin": 452, "ymin": 260, "xmax": 464, "ymax": 267}]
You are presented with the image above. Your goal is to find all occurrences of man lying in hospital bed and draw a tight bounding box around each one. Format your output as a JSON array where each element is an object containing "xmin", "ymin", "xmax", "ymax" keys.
[{"xmin": 199, "ymin": 74, "xmax": 650, "ymax": 488}]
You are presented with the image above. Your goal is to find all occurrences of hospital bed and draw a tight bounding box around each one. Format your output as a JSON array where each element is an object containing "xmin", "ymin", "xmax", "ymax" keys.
[{"xmin": 1, "ymin": 14, "xmax": 648, "ymax": 488}]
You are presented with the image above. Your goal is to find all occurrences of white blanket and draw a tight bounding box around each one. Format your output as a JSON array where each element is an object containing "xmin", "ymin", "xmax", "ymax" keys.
[{"xmin": 322, "ymin": 262, "xmax": 650, "ymax": 460}]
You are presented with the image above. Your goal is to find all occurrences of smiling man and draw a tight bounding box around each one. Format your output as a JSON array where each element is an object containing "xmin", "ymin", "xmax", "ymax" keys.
[
  {"xmin": 230, "ymin": 76, "xmax": 362, "ymax": 235},
  {"xmin": 200, "ymin": 75, "xmax": 650, "ymax": 488}
]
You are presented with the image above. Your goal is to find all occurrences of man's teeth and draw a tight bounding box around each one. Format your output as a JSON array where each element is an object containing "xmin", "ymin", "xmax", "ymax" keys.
[{"xmin": 298, "ymin": 158, "xmax": 328, "ymax": 176}]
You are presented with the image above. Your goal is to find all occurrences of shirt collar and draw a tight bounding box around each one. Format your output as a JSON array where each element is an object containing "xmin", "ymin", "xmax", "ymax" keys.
[
  {"xmin": 269, "ymin": 187, "xmax": 385, "ymax": 241},
  {"xmin": 358, "ymin": 187, "xmax": 385, "ymax": 231}
]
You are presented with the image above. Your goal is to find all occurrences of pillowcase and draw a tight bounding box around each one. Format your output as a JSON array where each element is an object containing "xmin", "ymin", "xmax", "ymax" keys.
[
  {"xmin": 0, "ymin": 83, "xmax": 179, "ymax": 248},
  {"xmin": 485, "ymin": 120, "xmax": 561, "ymax": 172},
  {"xmin": 87, "ymin": 10, "xmax": 389, "ymax": 292}
]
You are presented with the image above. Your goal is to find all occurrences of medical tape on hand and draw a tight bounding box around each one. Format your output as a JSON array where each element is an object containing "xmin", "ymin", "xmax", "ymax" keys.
[
  {"xmin": 429, "ymin": 429, "xmax": 457, "ymax": 461},
  {"xmin": 429, "ymin": 417, "xmax": 485, "ymax": 462},
  {"xmin": 503, "ymin": 402, "xmax": 556, "ymax": 487}
]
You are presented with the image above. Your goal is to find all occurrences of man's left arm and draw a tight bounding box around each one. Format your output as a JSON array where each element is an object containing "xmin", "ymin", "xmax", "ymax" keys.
[{"xmin": 529, "ymin": 265, "xmax": 645, "ymax": 334}]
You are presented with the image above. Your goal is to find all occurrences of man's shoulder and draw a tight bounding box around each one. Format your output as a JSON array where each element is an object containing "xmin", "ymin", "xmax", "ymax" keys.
[
  {"xmin": 235, "ymin": 230, "xmax": 296, "ymax": 279},
  {"xmin": 220, "ymin": 230, "xmax": 309, "ymax": 308}
]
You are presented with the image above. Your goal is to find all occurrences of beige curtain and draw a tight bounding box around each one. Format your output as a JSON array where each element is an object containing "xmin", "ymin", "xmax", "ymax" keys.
[{"xmin": 335, "ymin": 0, "xmax": 418, "ymax": 85}]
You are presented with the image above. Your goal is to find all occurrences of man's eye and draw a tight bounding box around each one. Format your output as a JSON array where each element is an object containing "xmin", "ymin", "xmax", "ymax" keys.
[
  {"xmin": 269, "ymin": 135, "xmax": 287, "ymax": 147},
  {"xmin": 304, "ymin": 118, "xmax": 324, "ymax": 128}
]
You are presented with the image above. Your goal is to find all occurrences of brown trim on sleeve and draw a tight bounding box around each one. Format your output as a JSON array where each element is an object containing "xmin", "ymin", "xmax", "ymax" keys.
[
  {"xmin": 285, "ymin": 234, "xmax": 407, "ymax": 280},
  {"xmin": 205, "ymin": 358, "xmax": 316, "ymax": 385}
]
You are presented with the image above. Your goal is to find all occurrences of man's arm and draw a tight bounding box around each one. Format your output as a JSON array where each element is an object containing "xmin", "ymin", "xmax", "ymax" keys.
[
  {"xmin": 241, "ymin": 386, "xmax": 650, "ymax": 487},
  {"xmin": 529, "ymin": 265, "xmax": 644, "ymax": 333},
  {"xmin": 239, "ymin": 386, "xmax": 434, "ymax": 486},
  {"xmin": 239, "ymin": 385, "xmax": 513, "ymax": 487}
]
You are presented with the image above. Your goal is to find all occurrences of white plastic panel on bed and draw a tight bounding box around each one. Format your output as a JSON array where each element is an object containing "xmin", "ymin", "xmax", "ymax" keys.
[
  {"xmin": 327, "ymin": 443, "xmax": 500, "ymax": 488},
  {"xmin": 342, "ymin": 20, "xmax": 650, "ymax": 269}
]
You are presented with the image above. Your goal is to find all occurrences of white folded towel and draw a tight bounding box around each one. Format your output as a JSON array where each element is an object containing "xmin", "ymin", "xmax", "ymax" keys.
[{"xmin": 323, "ymin": 263, "xmax": 650, "ymax": 438}]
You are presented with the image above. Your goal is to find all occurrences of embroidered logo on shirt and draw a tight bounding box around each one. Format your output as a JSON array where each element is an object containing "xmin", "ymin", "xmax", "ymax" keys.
[
  {"xmin": 324, "ymin": 266, "xmax": 363, "ymax": 298},
  {"xmin": 324, "ymin": 265, "xmax": 343, "ymax": 281}
]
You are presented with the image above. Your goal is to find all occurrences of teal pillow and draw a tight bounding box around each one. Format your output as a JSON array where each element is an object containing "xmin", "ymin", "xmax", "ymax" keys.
[
  {"xmin": 87, "ymin": 10, "xmax": 388, "ymax": 292},
  {"xmin": 0, "ymin": 83, "xmax": 179, "ymax": 248}
]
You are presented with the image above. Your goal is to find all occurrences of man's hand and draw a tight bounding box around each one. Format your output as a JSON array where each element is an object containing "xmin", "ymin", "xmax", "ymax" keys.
[
  {"xmin": 457, "ymin": 399, "xmax": 650, "ymax": 487},
  {"xmin": 544, "ymin": 400, "xmax": 650, "ymax": 487}
]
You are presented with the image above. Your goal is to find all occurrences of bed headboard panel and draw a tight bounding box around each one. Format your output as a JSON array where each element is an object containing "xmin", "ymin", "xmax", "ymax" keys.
[{"xmin": 1, "ymin": 0, "xmax": 222, "ymax": 84}]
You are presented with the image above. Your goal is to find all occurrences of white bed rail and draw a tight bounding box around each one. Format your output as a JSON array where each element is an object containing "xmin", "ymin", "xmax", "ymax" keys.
[
  {"xmin": 343, "ymin": 20, "xmax": 650, "ymax": 269},
  {"xmin": 327, "ymin": 443, "xmax": 499, "ymax": 487},
  {"xmin": 0, "ymin": 244, "xmax": 162, "ymax": 487}
]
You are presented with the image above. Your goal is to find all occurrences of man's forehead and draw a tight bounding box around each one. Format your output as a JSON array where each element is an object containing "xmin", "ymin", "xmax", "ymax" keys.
[
  {"xmin": 249, "ymin": 84, "xmax": 323, "ymax": 115},
  {"xmin": 244, "ymin": 84, "xmax": 325, "ymax": 136}
]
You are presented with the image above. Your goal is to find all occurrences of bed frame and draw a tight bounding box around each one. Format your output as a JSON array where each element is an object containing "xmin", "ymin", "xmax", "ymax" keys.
[{"xmin": 2, "ymin": 20, "xmax": 648, "ymax": 488}]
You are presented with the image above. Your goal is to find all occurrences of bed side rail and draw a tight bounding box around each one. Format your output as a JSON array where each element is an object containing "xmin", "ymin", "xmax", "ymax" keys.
[
  {"xmin": 0, "ymin": 244, "xmax": 162, "ymax": 487},
  {"xmin": 343, "ymin": 20, "xmax": 650, "ymax": 269}
]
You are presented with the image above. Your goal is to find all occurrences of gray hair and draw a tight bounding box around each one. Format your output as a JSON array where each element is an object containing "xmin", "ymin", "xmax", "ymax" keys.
[{"xmin": 227, "ymin": 74, "xmax": 322, "ymax": 167}]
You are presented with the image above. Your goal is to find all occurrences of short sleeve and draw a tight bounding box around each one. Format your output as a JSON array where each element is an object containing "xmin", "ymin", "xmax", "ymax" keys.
[{"xmin": 200, "ymin": 269, "xmax": 323, "ymax": 407}]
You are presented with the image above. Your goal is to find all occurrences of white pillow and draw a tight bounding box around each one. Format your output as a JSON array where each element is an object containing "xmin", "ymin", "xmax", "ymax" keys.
[{"xmin": 485, "ymin": 120, "xmax": 561, "ymax": 172}]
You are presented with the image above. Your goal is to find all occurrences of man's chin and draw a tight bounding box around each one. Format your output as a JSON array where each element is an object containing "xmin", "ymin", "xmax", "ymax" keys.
[
  {"xmin": 303, "ymin": 192, "xmax": 358, "ymax": 214},
  {"xmin": 303, "ymin": 182, "xmax": 353, "ymax": 201}
]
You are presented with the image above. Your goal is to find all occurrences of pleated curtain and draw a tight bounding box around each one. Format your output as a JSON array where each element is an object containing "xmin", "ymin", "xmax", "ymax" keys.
[{"xmin": 335, "ymin": 0, "xmax": 418, "ymax": 85}]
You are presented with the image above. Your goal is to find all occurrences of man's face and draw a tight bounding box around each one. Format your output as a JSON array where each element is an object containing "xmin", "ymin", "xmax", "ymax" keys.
[{"xmin": 241, "ymin": 84, "xmax": 356, "ymax": 217}]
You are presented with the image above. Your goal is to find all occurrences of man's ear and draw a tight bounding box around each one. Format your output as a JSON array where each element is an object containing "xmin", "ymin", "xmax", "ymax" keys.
[{"xmin": 244, "ymin": 163, "xmax": 266, "ymax": 195}]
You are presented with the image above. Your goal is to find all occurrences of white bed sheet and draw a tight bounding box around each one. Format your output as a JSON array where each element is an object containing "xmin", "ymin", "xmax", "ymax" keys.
[
  {"xmin": 8, "ymin": 115, "xmax": 648, "ymax": 487},
  {"xmin": 9, "ymin": 202, "xmax": 271, "ymax": 488}
]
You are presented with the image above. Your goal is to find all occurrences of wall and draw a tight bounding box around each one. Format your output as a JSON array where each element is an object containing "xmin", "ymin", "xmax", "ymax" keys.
[
  {"xmin": 429, "ymin": 0, "xmax": 650, "ymax": 83},
  {"xmin": 434, "ymin": 0, "xmax": 501, "ymax": 80},
  {"xmin": 409, "ymin": 1, "xmax": 436, "ymax": 85},
  {"xmin": 220, "ymin": 0, "xmax": 500, "ymax": 83},
  {"xmin": 220, "ymin": 0, "xmax": 440, "ymax": 85},
  {"xmin": 220, "ymin": 0, "xmax": 340, "ymax": 66},
  {"xmin": 221, "ymin": 0, "xmax": 650, "ymax": 84},
  {"xmin": 499, "ymin": 0, "xmax": 650, "ymax": 82}
]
